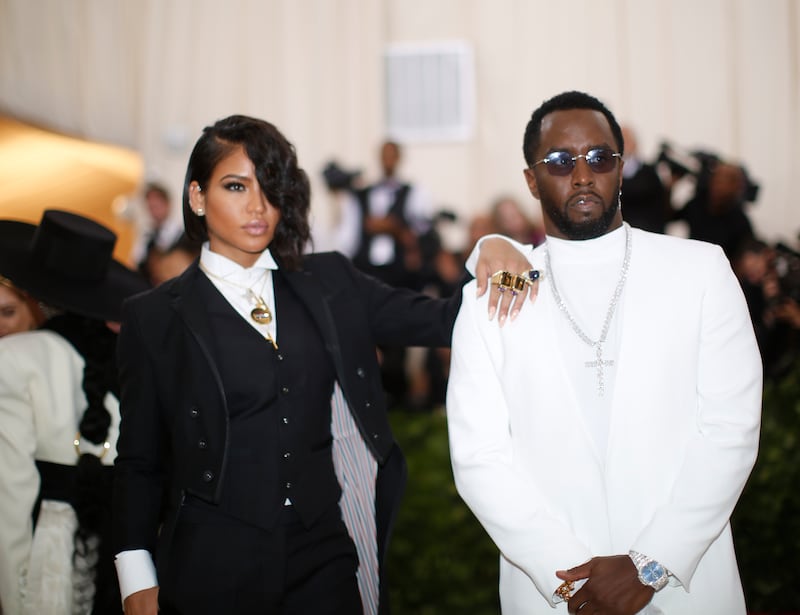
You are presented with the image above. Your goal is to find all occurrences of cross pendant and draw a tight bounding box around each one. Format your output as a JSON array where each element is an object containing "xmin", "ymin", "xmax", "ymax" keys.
[{"xmin": 585, "ymin": 343, "xmax": 614, "ymax": 396}]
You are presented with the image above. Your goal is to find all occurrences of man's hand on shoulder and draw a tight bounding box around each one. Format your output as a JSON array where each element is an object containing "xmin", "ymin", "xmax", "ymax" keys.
[{"xmin": 557, "ymin": 555, "xmax": 654, "ymax": 615}]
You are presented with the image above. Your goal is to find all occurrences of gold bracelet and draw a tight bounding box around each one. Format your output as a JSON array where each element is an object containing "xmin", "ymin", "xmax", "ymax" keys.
[{"xmin": 73, "ymin": 432, "xmax": 111, "ymax": 459}]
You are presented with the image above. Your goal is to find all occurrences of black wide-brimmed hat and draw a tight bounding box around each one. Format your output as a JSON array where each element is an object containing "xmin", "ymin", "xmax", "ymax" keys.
[{"xmin": 0, "ymin": 210, "xmax": 150, "ymax": 322}]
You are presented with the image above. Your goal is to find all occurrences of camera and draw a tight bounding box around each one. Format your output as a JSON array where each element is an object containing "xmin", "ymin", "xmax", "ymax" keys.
[
  {"xmin": 657, "ymin": 142, "xmax": 760, "ymax": 204},
  {"xmin": 321, "ymin": 161, "xmax": 362, "ymax": 192}
]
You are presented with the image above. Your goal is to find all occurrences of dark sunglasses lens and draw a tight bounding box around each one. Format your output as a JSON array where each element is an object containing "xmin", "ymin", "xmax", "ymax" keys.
[
  {"xmin": 586, "ymin": 149, "xmax": 618, "ymax": 173},
  {"xmin": 543, "ymin": 152, "xmax": 575, "ymax": 176}
]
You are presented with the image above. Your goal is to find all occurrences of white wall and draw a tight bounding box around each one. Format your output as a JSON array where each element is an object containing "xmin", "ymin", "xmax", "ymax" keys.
[{"xmin": 1, "ymin": 0, "xmax": 797, "ymax": 247}]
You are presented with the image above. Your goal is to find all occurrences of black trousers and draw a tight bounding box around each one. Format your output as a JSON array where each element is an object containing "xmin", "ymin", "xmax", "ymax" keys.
[{"xmin": 158, "ymin": 501, "xmax": 362, "ymax": 614}]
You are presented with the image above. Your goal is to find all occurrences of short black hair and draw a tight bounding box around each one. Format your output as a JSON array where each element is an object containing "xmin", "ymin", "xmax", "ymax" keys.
[
  {"xmin": 522, "ymin": 91, "xmax": 624, "ymax": 166},
  {"xmin": 182, "ymin": 115, "xmax": 311, "ymax": 270}
]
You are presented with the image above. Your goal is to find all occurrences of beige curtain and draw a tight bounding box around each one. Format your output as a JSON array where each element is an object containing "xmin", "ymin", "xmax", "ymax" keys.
[{"xmin": 1, "ymin": 0, "xmax": 797, "ymax": 245}]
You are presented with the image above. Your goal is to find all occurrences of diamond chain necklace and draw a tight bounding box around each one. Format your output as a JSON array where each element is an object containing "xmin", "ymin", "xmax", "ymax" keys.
[{"xmin": 544, "ymin": 223, "xmax": 632, "ymax": 396}]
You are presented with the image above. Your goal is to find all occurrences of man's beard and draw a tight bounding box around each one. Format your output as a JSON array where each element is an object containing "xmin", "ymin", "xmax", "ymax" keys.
[{"xmin": 543, "ymin": 194, "xmax": 620, "ymax": 240}]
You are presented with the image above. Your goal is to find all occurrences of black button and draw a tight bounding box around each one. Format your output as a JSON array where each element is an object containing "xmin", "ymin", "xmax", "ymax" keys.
[
  {"xmin": 283, "ymin": 452, "xmax": 291, "ymax": 459},
  {"xmin": 189, "ymin": 407, "xmax": 199, "ymax": 419},
  {"xmin": 202, "ymin": 470, "xmax": 214, "ymax": 482},
  {"xmin": 365, "ymin": 402, "xmax": 371, "ymax": 408},
  {"xmin": 198, "ymin": 439, "xmax": 207, "ymax": 449},
  {"xmin": 372, "ymin": 433, "xmax": 379, "ymax": 440},
  {"xmin": 285, "ymin": 482, "xmax": 292, "ymax": 489},
  {"xmin": 282, "ymin": 417, "xmax": 290, "ymax": 424},
  {"xmin": 277, "ymin": 354, "xmax": 284, "ymax": 361},
  {"xmin": 281, "ymin": 386, "xmax": 290, "ymax": 395},
  {"xmin": 356, "ymin": 367, "xmax": 366, "ymax": 378}
]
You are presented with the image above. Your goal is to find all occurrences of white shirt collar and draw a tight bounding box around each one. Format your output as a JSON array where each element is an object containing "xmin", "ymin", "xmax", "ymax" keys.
[{"xmin": 199, "ymin": 242, "xmax": 278, "ymax": 283}]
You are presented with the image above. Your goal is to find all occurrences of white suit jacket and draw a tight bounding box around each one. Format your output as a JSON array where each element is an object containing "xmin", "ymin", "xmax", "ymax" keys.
[
  {"xmin": 448, "ymin": 229, "xmax": 762, "ymax": 614},
  {"xmin": 0, "ymin": 330, "xmax": 120, "ymax": 615}
]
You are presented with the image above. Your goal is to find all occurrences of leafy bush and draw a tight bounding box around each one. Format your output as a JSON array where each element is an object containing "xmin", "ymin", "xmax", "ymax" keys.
[
  {"xmin": 387, "ymin": 361, "xmax": 800, "ymax": 613},
  {"xmin": 732, "ymin": 366, "xmax": 800, "ymax": 612},
  {"xmin": 387, "ymin": 409, "xmax": 500, "ymax": 614}
]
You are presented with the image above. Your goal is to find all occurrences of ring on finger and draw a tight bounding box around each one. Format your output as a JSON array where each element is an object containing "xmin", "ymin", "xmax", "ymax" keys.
[
  {"xmin": 490, "ymin": 270, "xmax": 515, "ymax": 288},
  {"xmin": 555, "ymin": 580, "xmax": 574, "ymax": 601},
  {"xmin": 519, "ymin": 269, "xmax": 541, "ymax": 287},
  {"xmin": 510, "ymin": 275, "xmax": 527, "ymax": 293}
]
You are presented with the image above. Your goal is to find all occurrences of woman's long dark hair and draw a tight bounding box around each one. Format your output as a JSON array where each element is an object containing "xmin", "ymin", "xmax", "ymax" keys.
[
  {"xmin": 182, "ymin": 115, "xmax": 312, "ymax": 270},
  {"xmin": 42, "ymin": 313, "xmax": 121, "ymax": 615}
]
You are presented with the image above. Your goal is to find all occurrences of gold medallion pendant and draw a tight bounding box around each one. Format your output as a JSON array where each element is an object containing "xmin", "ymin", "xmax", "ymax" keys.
[{"xmin": 250, "ymin": 304, "xmax": 272, "ymax": 325}]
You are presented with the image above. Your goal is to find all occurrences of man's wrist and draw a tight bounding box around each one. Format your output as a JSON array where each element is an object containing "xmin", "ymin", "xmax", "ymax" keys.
[{"xmin": 628, "ymin": 550, "xmax": 669, "ymax": 591}]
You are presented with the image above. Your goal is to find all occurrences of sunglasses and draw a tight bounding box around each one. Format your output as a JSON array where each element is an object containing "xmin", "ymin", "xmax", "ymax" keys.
[{"xmin": 532, "ymin": 148, "xmax": 622, "ymax": 177}]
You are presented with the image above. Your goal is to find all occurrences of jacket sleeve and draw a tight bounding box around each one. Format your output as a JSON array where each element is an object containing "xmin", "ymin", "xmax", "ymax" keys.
[
  {"xmin": 112, "ymin": 298, "xmax": 169, "ymax": 556},
  {"xmin": 326, "ymin": 251, "xmax": 462, "ymax": 348},
  {"xmin": 446, "ymin": 283, "xmax": 593, "ymax": 604},
  {"xmin": 0, "ymin": 339, "xmax": 40, "ymax": 615},
  {"xmin": 630, "ymin": 247, "xmax": 762, "ymax": 588}
]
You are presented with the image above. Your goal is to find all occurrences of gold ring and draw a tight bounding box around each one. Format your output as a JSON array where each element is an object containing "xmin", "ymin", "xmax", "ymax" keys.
[
  {"xmin": 510, "ymin": 274, "xmax": 527, "ymax": 292},
  {"xmin": 555, "ymin": 580, "xmax": 574, "ymax": 601},
  {"xmin": 490, "ymin": 270, "xmax": 515, "ymax": 288},
  {"xmin": 73, "ymin": 432, "xmax": 111, "ymax": 459}
]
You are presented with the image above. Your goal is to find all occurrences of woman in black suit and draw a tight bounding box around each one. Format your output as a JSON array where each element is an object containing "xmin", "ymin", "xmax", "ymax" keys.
[{"xmin": 112, "ymin": 115, "xmax": 532, "ymax": 615}]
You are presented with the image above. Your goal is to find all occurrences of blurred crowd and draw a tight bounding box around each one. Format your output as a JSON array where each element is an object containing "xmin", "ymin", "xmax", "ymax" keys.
[{"xmin": 317, "ymin": 130, "xmax": 797, "ymax": 409}]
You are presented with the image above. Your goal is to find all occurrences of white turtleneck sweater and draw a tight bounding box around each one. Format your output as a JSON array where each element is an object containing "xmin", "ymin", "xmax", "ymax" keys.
[{"xmin": 544, "ymin": 223, "xmax": 629, "ymax": 459}]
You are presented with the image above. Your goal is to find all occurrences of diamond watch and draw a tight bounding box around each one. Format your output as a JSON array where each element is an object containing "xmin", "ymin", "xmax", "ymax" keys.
[{"xmin": 629, "ymin": 550, "xmax": 669, "ymax": 591}]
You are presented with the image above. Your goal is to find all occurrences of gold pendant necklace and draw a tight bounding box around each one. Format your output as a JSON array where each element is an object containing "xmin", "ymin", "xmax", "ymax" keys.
[
  {"xmin": 200, "ymin": 263, "xmax": 278, "ymax": 349},
  {"xmin": 247, "ymin": 289, "xmax": 273, "ymax": 325}
]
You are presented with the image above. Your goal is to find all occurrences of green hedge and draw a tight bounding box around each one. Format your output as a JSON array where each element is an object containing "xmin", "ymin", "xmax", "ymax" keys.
[
  {"xmin": 387, "ymin": 410, "xmax": 500, "ymax": 614},
  {"xmin": 387, "ymin": 363, "xmax": 800, "ymax": 614},
  {"xmin": 731, "ymin": 365, "xmax": 800, "ymax": 612}
]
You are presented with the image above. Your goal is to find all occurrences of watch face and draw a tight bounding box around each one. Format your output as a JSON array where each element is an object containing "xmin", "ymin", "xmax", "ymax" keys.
[{"xmin": 641, "ymin": 561, "xmax": 666, "ymax": 585}]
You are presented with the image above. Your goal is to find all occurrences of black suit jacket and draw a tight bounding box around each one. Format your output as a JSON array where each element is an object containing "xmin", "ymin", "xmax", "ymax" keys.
[{"xmin": 112, "ymin": 250, "xmax": 461, "ymax": 611}]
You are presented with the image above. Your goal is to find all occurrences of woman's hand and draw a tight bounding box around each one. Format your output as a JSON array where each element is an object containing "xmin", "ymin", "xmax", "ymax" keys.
[
  {"xmin": 474, "ymin": 237, "xmax": 539, "ymax": 325},
  {"xmin": 124, "ymin": 586, "xmax": 159, "ymax": 615}
]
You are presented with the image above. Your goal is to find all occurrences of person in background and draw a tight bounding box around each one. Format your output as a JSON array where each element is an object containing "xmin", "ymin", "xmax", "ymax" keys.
[
  {"xmin": 0, "ymin": 221, "xmax": 45, "ymax": 337},
  {"xmin": 333, "ymin": 139, "xmax": 436, "ymax": 407},
  {"xmin": 448, "ymin": 90, "xmax": 761, "ymax": 614},
  {"xmin": 144, "ymin": 234, "xmax": 202, "ymax": 287},
  {"xmin": 733, "ymin": 238, "xmax": 800, "ymax": 379},
  {"xmin": 490, "ymin": 195, "xmax": 545, "ymax": 247},
  {"xmin": 619, "ymin": 125, "xmax": 672, "ymax": 234},
  {"xmin": 335, "ymin": 140, "xmax": 433, "ymax": 289},
  {"xmin": 111, "ymin": 114, "xmax": 534, "ymax": 615},
  {"xmin": 0, "ymin": 210, "xmax": 149, "ymax": 615},
  {"xmin": 0, "ymin": 276, "xmax": 43, "ymax": 337},
  {"xmin": 130, "ymin": 182, "xmax": 188, "ymax": 283},
  {"xmin": 676, "ymin": 160, "xmax": 756, "ymax": 261}
]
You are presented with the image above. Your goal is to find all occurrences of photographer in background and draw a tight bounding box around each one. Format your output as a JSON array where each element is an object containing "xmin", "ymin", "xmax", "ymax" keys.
[
  {"xmin": 620, "ymin": 126, "xmax": 673, "ymax": 234},
  {"xmin": 734, "ymin": 239, "xmax": 800, "ymax": 379},
  {"xmin": 672, "ymin": 156, "xmax": 757, "ymax": 261}
]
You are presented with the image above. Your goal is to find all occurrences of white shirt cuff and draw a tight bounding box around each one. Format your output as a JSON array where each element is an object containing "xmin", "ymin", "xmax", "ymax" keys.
[{"xmin": 115, "ymin": 549, "xmax": 157, "ymax": 601}]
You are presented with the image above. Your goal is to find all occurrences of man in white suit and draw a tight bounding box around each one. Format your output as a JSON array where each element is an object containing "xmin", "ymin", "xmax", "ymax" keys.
[{"xmin": 448, "ymin": 91, "xmax": 762, "ymax": 614}]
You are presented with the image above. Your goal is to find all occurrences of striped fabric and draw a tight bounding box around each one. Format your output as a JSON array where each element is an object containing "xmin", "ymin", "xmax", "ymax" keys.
[{"xmin": 331, "ymin": 383, "xmax": 379, "ymax": 615}]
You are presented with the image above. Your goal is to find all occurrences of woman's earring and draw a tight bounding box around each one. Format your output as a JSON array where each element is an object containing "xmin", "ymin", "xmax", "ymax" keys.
[{"xmin": 195, "ymin": 208, "xmax": 205, "ymax": 216}]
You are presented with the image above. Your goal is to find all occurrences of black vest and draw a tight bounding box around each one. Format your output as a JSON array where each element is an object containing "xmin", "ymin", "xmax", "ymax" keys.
[{"xmin": 195, "ymin": 271, "xmax": 339, "ymax": 529}]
